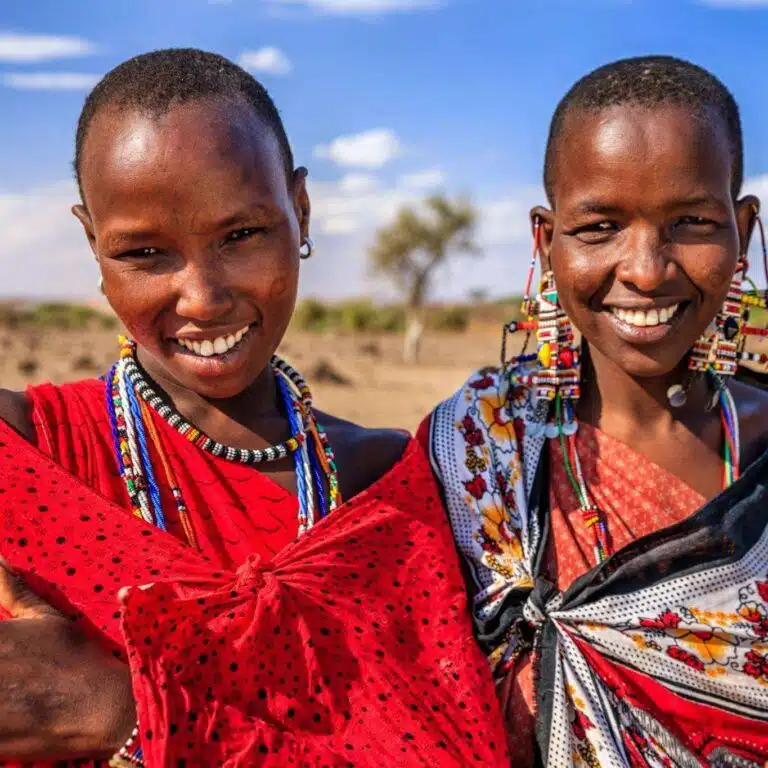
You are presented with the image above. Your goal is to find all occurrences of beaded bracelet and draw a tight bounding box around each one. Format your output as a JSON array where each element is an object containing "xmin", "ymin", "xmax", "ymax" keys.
[{"xmin": 108, "ymin": 723, "xmax": 145, "ymax": 768}]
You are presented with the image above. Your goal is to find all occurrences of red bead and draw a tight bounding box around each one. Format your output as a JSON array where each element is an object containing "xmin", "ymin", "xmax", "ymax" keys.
[{"xmin": 558, "ymin": 348, "xmax": 575, "ymax": 369}]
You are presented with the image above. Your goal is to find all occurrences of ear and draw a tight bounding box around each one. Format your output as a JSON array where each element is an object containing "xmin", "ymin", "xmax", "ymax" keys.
[
  {"xmin": 530, "ymin": 205, "xmax": 555, "ymax": 271},
  {"xmin": 291, "ymin": 167, "xmax": 311, "ymax": 242},
  {"xmin": 71, "ymin": 204, "xmax": 98, "ymax": 257},
  {"xmin": 735, "ymin": 194, "xmax": 760, "ymax": 256}
]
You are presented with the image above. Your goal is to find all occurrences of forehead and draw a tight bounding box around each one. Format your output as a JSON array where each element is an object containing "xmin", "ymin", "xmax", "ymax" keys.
[
  {"xmin": 79, "ymin": 98, "xmax": 285, "ymax": 209},
  {"xmin": 551, "ymin": 105, "xmax": 734, "ymax": 210}
]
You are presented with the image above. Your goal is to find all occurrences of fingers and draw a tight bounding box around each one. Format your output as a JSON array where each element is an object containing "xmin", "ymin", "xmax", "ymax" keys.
[
  {"xmin": 117, "ymin": 583, "xmax": 155, "ymax": 602},
  {"xmin": 0, "ymin": 557, "xmax": 60, "ymax": 620}
]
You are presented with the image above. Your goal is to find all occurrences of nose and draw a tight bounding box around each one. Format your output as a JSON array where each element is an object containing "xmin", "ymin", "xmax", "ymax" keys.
[
  {"xmin": 174, "ymin": 256, "xmax": 235, "ymax": 323},
  {"xmin": 614, "ymin": 226, "xmax": 673, "ymax": 293}
]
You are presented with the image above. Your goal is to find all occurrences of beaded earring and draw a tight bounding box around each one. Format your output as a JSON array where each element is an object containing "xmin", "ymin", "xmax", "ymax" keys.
[
  {"xmin": 532, "ymin": 270, "xmax": 580, "ymax": 406},
  {"xmin": 687, "ymin": 257, "xmax": 746, "ymax": 377},
  {"xmin": 500, "ymin": 217, "xmax": 581, "ymax": 431},
  {"xmin": 670, "ymin": 210, "xmax": 768, "ymax": 406}
]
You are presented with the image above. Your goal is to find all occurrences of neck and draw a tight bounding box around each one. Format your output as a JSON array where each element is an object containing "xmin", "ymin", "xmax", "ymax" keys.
[
  {"xmin": 135, "ymin": 347, "xmax": 282, "ymax": 435},
  {"xmin": 578, "ymin": 343, "xmax": 713, "ymax": 435}
]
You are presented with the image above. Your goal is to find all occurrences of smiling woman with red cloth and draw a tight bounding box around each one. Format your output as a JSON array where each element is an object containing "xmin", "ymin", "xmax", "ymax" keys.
[{"xmin": 0, "ymin": 49, "xmax": 507, "ymax": 766}]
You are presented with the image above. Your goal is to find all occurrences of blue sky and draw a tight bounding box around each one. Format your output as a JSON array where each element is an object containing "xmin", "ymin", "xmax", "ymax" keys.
[{"xmin": 2, "ymin": 0, "xmax": 768, "ymax": 300}]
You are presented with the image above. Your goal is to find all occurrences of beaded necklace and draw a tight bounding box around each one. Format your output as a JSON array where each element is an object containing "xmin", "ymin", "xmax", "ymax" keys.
[
  {"xmin": 553, "ymin": 373, "xmax": 740, "ymax": 566},
  {"xmin": 106, "ymin": 337, "xmax": 341, "ymax": 544}
]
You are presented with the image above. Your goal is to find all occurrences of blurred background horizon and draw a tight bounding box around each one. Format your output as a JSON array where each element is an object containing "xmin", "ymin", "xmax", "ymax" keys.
[
  {"xmin": 3, "ymin": 0, "xmax": 768, "ymax": 303},
  {"xmin": 2, "ymin": 0, "xmax": 768, "ymax": 428}
]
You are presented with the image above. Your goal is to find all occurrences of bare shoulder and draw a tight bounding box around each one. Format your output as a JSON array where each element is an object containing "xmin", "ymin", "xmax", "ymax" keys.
[
  {"xmin": 315, "ymin": 411, "xmax": 411, "ymax": 500},
  {"xmin": 0, "ymin": 388, "xmax": 33, "ymax": 442},
  {"xmin": 730, "ymin": 378, "xmax": 768, "ymax": 467}
]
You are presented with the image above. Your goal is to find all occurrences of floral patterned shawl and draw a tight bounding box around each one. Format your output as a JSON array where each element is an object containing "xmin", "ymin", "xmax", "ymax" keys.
[{"xmin": 424, "ymin": 364, "xmax": 768, "ymax": 767}]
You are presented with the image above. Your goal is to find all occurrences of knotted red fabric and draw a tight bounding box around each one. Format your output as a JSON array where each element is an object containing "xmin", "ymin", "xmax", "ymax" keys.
[{"xmin": 0, "ymin": 418, "xmax": 508, "ymax": 767}]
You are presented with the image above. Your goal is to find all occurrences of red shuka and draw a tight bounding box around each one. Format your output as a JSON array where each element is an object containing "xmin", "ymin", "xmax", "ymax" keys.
[{"xmin": 0, "ymin": 380, "xmax": 508, "ymax": 767}]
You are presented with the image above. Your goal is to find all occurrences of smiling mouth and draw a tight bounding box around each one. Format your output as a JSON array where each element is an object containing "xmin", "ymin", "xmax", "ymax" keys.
[
  {"xmin": 172, "ymin": 324, "xmax": 252, "ymax": 358},
  {"xmin": 608, "ymin": 303, "xmax": 683, "ymax": 328}
]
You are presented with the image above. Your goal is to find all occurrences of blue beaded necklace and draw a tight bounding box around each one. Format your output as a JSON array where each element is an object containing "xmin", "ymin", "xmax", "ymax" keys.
[{"xmin": 105, "ymin": 340, "xmax": 340, "ymax": 544}]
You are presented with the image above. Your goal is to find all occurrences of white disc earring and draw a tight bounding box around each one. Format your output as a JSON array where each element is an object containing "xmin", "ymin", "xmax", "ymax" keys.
[{"xmin": 299, "ymin": 236, "xmax": 314, "ymax": 260}]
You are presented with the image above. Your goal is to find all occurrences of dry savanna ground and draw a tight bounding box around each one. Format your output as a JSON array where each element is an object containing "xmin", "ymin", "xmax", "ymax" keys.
[{"xmin": 0, "ymin": 323, "xmax": 505, "ymax": 433}]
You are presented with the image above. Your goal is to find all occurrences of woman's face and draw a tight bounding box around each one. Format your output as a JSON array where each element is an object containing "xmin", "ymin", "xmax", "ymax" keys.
[
  {"xmin": 536, "ymin": 104, "xmax": 757, "ymax": 379},
  {"xmin": 73, "ymin": 97, "xmax": 309, "ymax": 399}
]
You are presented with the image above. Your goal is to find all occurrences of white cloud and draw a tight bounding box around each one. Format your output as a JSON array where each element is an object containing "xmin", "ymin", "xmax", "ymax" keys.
[
  {"xmin": 2, "ymin": 72, "xmax": 101, "ymax": 90},
  {"xmin": 303, "ymin": 176, "xmax": 545, "ymax": 300},
  {"xmin": 314, "ymin": 128, "xmax": 402, "ymax": 169},
  {"xmin": 0, "ymin": 33, "xmax": 96, "ymax": 63},
  {"xmin": 478, "ymin": 190, "xmax": 540, "ymax": 247},
  {"xmin": 0, "ymin": 181, "xmax": 99, "ymax": 298},
  {"xmin": 338, "ymin": 173, "xmax": 378, "ymax": 194},
  {"xmin": 265, "ymin": 0, "xmax": 441, "ymax": 15},
  {"xmin": 398, "ymin": 168, "xmax": 445, "ymax": 190},
  {"xmin": 237, "ymin": 47, "xmax": 292, "ymax": 75}
]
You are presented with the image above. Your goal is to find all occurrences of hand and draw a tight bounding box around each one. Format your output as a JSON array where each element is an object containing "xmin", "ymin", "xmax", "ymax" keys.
[{"xmin": 0, "ymin": 557, "xmax": 137, "ymax": 760}]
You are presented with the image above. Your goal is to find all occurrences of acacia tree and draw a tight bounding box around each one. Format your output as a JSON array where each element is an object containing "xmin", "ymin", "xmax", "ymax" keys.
[{"xmin": 369, "ymin": 194, "xmax": 479, "ymax": 363}]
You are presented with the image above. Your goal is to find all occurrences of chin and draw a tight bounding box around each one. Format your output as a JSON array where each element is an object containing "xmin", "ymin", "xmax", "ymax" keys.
[{"xmin": 612, "ymin": 348, "xmax": 691, "ymax": 380}]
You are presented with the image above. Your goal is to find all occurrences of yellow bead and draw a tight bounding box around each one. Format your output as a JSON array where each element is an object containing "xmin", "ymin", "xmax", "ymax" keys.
[{"xmin": 538, "ymin": 342, "xmax": 552, "ymax": 368}]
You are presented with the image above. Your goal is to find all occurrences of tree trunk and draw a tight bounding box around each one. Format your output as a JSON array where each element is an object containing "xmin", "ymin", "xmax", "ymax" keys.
[{"xmin": 403, "ymin": 310, "xmax": 424, "ymax": 364}]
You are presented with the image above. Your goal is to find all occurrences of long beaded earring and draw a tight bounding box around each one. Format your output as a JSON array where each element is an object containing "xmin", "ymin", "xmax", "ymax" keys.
[
  {"xmin": 687, "ymin": 256, "xmax": 746, "ymax": 378},
  {"xmin": 671, "ymin": 209, "xmax": 768, "ymax": 406},
  {"xmin": 500, "ymin": 217, "xmax": 581, "ymax": 429}
]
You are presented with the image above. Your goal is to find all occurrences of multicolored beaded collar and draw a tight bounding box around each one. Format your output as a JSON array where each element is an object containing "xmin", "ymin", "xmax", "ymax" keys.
[{"xmin": 105, "ymin": 337, "xmax": 341, "ymax": 544}]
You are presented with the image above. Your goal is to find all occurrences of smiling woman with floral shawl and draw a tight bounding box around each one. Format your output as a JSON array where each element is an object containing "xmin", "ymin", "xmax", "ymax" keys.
[{"xmin": 421, "ymin": 56, "xmax": 768, "ymax": 767}]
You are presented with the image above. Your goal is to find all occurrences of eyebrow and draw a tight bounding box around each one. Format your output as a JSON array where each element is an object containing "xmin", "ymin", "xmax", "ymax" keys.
[
  {"xmin": 572, "ymin": 200, "xmax": 624, "ymax": 216},
  {"xmin": 571, "ymin": 195, "xmax": 728, "ymax": 216}
]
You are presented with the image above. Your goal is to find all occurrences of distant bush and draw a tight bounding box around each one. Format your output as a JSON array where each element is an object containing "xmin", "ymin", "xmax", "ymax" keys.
[
  {"xmin": 0, "ymin": 302, "xmax": 118, "ymax": 331},
  {"xmin": 290, "ymin": 299, "xmax": 481, "ymax": 335},
  {"xmin": 292, "ymin": 299, "xmax": 406, "ymax": 334},
  {"xmin": 427, "ymin": 306, "xmax": 469, "ymax": 332},
  {"xmin": 292, "ymin": 298, "xmax": 334, "ymax": 332}
]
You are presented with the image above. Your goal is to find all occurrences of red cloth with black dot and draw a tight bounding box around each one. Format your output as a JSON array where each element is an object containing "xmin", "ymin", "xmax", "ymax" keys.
[{"xmin": 0, "ymin": 383, "xmax": 508, "ymax": 767}]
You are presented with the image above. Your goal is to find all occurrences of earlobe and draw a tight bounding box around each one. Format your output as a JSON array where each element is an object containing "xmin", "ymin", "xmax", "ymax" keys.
[{"xmin": 71, "ymin": 204, "xmax": 98, "ymax": 256}]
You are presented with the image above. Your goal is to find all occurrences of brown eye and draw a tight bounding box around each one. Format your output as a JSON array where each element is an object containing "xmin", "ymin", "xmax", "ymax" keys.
[
  {"xmin": 676, "ymin": 216, "xmax": 717, "ymax": 228},
  {"xmin": 117, "ymin": 247, "xmax": 160, "ymax": 259},
  {"xmin": 571, "ymin": 220, "xmax": 618, "ymax": 240},
  {"xmin": 225, "ymin": 227, "xmax": 264, "ymax": 244}
]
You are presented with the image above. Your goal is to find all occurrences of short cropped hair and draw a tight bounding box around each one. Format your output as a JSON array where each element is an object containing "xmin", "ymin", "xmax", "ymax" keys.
[
  {"xmin": 543, "ymin": 55, "xmax": 743, "ymax": 203},
  {"xmin": 74, "ymin": 48, "xmax": 294, "ymax": 200}
]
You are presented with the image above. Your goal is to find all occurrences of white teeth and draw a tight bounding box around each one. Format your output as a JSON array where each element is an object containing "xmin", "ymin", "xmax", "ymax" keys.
[
  {"xmin": 176, "ymin": 325, "xmax": 251, "ymax": 357},
  {"xmin": 610, "ymin": 303, "xmax": 679, "ymax": 328}
]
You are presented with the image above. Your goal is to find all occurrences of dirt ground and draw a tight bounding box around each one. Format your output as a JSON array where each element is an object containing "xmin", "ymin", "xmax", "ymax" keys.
[
  {"xmin": 0, "ymin": 326, "xmax": 505, "ymax": 433},
  {"xmin": 4, "ymin": 324, "xmax": 767, "ymax": 434}
]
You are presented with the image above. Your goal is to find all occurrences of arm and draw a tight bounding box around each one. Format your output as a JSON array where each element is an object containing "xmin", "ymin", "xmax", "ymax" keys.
[{"xmin": 0, "ymin": 560, "xmax": 135, "ymax": 761}]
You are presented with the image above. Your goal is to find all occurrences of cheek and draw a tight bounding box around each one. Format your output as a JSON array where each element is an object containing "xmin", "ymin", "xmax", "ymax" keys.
[
  {"xmin": 550, "ymin": 248, "xmax": 607, "ymax": 326},
  {"xmin": 689, "ymin": 250, "xmax": 737, "ymax": 303},
  {"xmin": 268, "ymin": 275, "xmax": 289, "ymax": 299}
]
